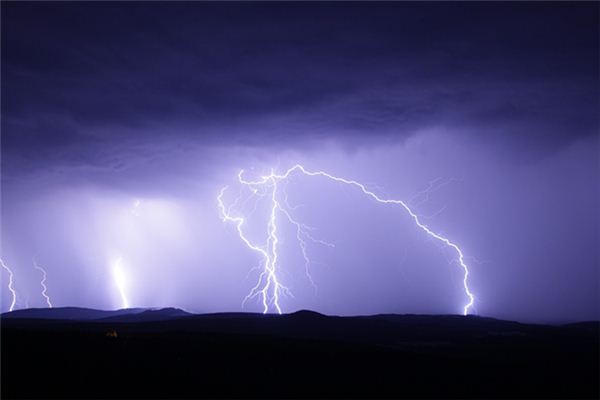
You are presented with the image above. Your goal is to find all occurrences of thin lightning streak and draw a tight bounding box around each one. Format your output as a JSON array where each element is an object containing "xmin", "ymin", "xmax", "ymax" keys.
[
  {"xmin": 408, "ymin": 176, "xmax": 464, "ymax": 208},
  {"xmin": 279, "ymin": 180, "xmax": 335, "ymax": 291},
  {"xmin": 278, "ymin": 206, "xmax": 334, "ymax": 293},
  {"xmin": 220, "ymin": 164, "xmax": 475, "ymax": 316},
  {"xmin": 281, "ymin": 180, "xmax": 303, "ymax": 212},
  {"xmin": 33, "ymin": 260, "xmax": 53, "ymax": 308},
  {"xmin": 0, "ymin": 258, "xmax": 17, "ymax": 312},
  {"xmin": 218, "ymin": 187, "xmax": 275, "ymax": 313},
  {"xmin": 419, "ymin": 204, "xmax": 448, "ymax": 220}
]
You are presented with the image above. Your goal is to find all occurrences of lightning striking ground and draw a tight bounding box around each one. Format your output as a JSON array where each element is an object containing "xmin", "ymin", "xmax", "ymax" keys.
[
  {"xmin": 218, "ymin": 164, "xmax": 475, "ymax": 316},
  {"xmin": 33, "ymin": 260, "xmax": 53, "ymax": 308},
  {"xmin": 112, "ymin": 257, "xmax": 129, "ymax": 309},
  {"xmin": 0, "ymin": 258, "xmax": 18, "ymax": 312}
]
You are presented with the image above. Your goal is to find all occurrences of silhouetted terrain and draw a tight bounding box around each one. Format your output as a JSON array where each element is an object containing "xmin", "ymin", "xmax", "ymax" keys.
[
  {"xmin": 2, "ymin": 306, "xmax": 151, "ymax": 320},
  {"xmin": 1, "ymin": 308, "xmax": 598, "ymax": 399}
]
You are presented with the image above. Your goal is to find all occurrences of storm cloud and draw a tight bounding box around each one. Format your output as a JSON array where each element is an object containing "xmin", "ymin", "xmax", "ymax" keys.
[{"xmin": 1, "ymin": 2, "xmax": 598, "ymax": 322}]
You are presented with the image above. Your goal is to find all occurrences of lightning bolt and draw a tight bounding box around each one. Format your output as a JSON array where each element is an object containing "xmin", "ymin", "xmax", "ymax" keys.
[
  {"xmin": 218, "ymin": 180, "xmax": 292, "ymax": 314},
  {"xmin": 219, "ymin": 164, "xmax": 475, "ymax": 316},
  {"xmin": 278, "ymin": 206, "xmax": 335, "ymax": 293},
  {"xmin": 108, "ymin": 200, "xmax": 140, "ymax": 310},
  {"xmin": 112, "ymin": 257, "xmax": 129, "ymax": 309},
  {"xmin": 33, "ymin": 259, "xmax": 53, "ymax": 308},
  {"xmin": 0, "ymin": 258, "xmax": 18, "ymax": 312}
]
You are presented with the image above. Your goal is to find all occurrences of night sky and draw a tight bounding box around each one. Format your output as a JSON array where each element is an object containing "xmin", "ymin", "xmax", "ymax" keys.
[{"xmin": 1, "ymin": 2, "xmax": 598, "ymax": 322}]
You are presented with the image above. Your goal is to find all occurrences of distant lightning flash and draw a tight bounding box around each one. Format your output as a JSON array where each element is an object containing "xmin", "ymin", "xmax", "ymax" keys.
[
  {"xmin": 112, "ymin": 257, "xmax": 129, "ymax": 309},
  {"xmin": 108, "ymin": 200, "xmax": 139, "ymax": 310},
  {"xmin": 0, "ymin": 258, "xmax": 17, "ymax": 312},
  {"xmin": 33, "ymin": 260, "xmax": 53, "ymax": 308},
  {"xmin": 218, "ymin": 165, "xmax": 475, "ymax": 316}
]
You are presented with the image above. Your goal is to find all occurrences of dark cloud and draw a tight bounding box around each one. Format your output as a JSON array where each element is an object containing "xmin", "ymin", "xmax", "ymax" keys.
[
  {"xmin": 1, "ymin": 3, "xmax": 598, "ymax": 321},
  {"xmin": 2, "ymin": 2, "xmax": 598, "ymax": 175}
]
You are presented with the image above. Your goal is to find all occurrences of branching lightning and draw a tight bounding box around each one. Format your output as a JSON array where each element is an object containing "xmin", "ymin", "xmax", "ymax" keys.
[
  {"xmin": 0, "ymin": 258, "xmax": 18, "ymax": 312},
  {"xmin": 218, "ymin": 164, "xmax": 475, "ymax": 316},
  {"xmin": 33, "ymin": 259, "xmax": 53, "ymax": 308}
]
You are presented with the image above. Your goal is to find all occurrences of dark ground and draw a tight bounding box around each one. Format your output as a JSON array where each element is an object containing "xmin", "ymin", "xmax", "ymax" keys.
[{"xmin": 1, "ymin": 308, "xmax": 598, "ymax": 399}]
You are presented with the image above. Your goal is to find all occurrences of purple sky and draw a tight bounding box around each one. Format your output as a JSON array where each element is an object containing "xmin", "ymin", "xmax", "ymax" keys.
[{"xmin": 1, "ymin": 2, "xmax": 598, "ymax": 322}]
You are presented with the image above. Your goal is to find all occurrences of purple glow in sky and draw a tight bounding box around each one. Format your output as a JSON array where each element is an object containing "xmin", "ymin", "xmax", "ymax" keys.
[{"xmin": 1, "ymin": 3, "xmax": 598, "ymax": 322}]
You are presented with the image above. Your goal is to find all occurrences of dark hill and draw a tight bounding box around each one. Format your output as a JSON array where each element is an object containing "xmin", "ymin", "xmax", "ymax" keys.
[
  {"xmin": 97, "ymin": 307, "xmax": 191, "ymax": 322},
  {"xmin": 1, "ymin": 306, "xmax": 148, "ymax": 320},
  {"xmin": 1, "ymin": 309, "xmax": 597, "ymax": 398}
]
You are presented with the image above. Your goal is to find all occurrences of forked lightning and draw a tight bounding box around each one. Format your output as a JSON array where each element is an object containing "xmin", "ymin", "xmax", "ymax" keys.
[{"xmin": 218, "ymin": 164, "xmax": 475, "ymax": 316}]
